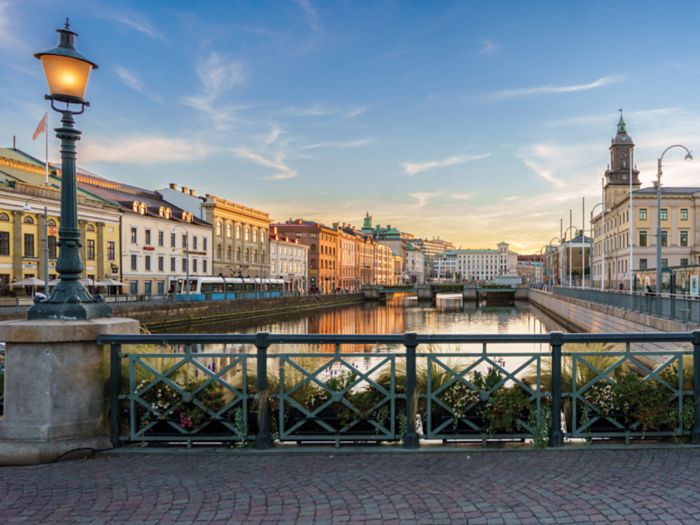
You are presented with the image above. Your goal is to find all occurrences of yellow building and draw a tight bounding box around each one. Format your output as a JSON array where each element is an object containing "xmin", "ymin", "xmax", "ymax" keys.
[{"xmin": 0, "ymin": 148, "xmax": 121, "ymax": 294}]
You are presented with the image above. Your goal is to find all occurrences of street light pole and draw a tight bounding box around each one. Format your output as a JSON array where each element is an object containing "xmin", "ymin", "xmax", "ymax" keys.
[
  {"xmin": 656, "ymin": 145, "xmax": 693, "ymax": 294},
  {"xmin": 29, "ymin": 21, "xmax": 110, "ymax": 319}
]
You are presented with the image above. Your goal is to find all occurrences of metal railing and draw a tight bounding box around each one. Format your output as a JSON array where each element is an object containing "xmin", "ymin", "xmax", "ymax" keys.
[
  {"xmin": 0, "ymin": 344, "xmax": 4, "ymax": 416},
  {"xmin": 98, "ymin": 331, "xmax": 700, "ymax": 449},
  {"xmin": 553, "ymin": 286, "xmax": 700, "ymax": 325}
]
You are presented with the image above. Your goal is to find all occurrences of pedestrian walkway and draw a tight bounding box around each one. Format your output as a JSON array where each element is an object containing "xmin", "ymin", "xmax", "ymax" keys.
[{"xmin": 1, "ymin": 448, "xmax": 699, "ymax": 524}]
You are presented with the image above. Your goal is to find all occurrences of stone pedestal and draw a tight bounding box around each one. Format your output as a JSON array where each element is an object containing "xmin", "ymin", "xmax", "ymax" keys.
[{"xmin": 0, "ymin": 317, "xmax": 139, "ymax": 465}]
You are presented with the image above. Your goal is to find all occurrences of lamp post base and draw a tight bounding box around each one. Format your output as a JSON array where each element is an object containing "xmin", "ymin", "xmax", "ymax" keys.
[{"xmin": 27, "ymin": 279, "xmax": 112, "ymax": 320}]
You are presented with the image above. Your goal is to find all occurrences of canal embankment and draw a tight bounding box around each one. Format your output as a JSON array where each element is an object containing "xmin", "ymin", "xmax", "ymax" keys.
[{"xmin": 114, "ymin": 293, "xmax": 364, "ymax": 332}]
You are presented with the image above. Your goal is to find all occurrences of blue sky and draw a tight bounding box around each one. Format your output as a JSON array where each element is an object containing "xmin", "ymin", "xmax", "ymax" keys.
[{"xmin": 2, "ymin": 0, "xmax": 700, "ymax": 252}]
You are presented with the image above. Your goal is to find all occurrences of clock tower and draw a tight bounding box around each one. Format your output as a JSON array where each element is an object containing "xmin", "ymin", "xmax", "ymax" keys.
[{"xmin": 604, "ymin": 111, "xmax": 640, "ymax": 208}]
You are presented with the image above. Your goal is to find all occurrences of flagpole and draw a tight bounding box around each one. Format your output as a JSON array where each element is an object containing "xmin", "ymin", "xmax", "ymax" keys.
[{"xmin": 44, "ymin": 112, "xmax": 49, "ymax": 185}]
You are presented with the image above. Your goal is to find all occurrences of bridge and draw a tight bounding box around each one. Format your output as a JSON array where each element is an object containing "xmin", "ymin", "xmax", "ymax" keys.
[{"xmin": 363, "ymin": 283, "xmax": 528, "ymax": 301}]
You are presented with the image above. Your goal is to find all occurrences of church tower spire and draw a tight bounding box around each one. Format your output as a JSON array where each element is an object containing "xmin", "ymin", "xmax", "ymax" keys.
[{"xmin": 605, "ymin": 109, "xmax": 639, "ymax": 187}]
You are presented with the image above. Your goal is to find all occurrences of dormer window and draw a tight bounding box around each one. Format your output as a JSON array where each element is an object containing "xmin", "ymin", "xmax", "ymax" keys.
[
  {"xmin": 132, "ymin": 201, "xmax": 139, "ymax": 212},
  {"xmin": 158, "ymin": 207, "xmax": 165, "ymax": 217},
  {"xmin": 139, "ymin": 203, "xmax": 147, "ymax": 215},
  {"xmin": 165, "ymin": 208, "xmax": 172, "ymax": 219}
]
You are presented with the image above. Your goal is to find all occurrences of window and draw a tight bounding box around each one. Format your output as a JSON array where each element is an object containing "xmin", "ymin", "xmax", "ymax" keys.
[
  {"xmin": 193, "ymin": 236, "xmax": 198, "ymax": 250},
  {"xmin": 681, "ymin": 258, "xmax": 689, "ymax": 267},
  {"xmin": 158, "ymin": 231, "xmax": 164, "ymax": 246},
  {"xmin": 23, "ymin": 216, "xmax": 34, "ymax": 224},
  {"xmin": 681, "ymin": 230, "xmax": 689, "ymax": 247},
  {"xmin": 182, "ymin": 234, "xmax": 187, "ymax": 249},
  {"xmin": 144, "ymin": 281, "xmax": 152, "ymax": 296},
  {"xmin": 639, "ymin": 231, "xmax": 647, "ymax": 247},
  {"xmin": 226, "ymin": 223, "xmax": 231, "ymax": 238},
  {"xmin": 639, "ymin": 208, "xmax": 647, "ymax": 221},
  {"xmin": 639, "ymin": 258, "xmax": 647, "ymax": 270},
  {"xmin": 661, "ymin": 230, "xmax": 668, "ymax": 247},
  {"xmin": 130, "ymin": 254, "xmax": 137, "ymax": 271},
  {"xmin": 170, "ymin": 257, "xmax": 176, "ymax": 272},
  {"xmin": 182, "ymin": 258, "xmax": 188, "ymax": 272},
  {"xmin": 145, "ymin": 256, "xmax": 151, "ymax": 271},
  {"xmin": 203, "ymin": 238, "xmax": 208, "ymax": 251},
  {"xmin": 193, "ymin": 259, "xmax": 198, "ymax": 273},
  {"xmin": 0, "ymin": 232, "xmax": 9, "ymax": 256},
  {"xmin": 227, "ymin": 245, "xmax": 232, "ymax": 260},
  {"xmin": 49, "ymin": 236, "xmax": 58, "ymax": 259},
  {"xmin": 203, "ymin": 259, "xmax": 207, "ymax": 273},
  {"xmin": 87, "ymin": 239, "xmax": 96, "ymax": 260},
  {"xmin": 236, "ymin": 225, "xmax": 241, "ymax": 239},
  {"xmin": 660, "ymin": 208, "xmax": 668, "ymax": 221},
  {"xmin": 216, "ymin": 221, "xmax": 222, "ymax": 236},
  {"xmin": 0, "ymin": 213, "xmax": 9, "ymax": 221},
  {"xmin": 23, "ymin": 233, "xmax": 34, "ymax": 257},
  {"xmin": 107, "ymin": 241, "xmax": 115, "ymax": 261},
  {"xmin": 129, "ymin": 281, "xmax": 138, "ymax": 295},
  {"xmin": 681, "ymin": 208, "xmax": 689, "ymax": 221},
  {"xmin": 171, "ymin": 232, "xmax": 176, "ymax": 248},
  {"xmin": 158, "ymin": 256, "xmax": 164, "ymax": 272},
  {"xmin": 130, "ymin": 227, "xmax": 137, "ymax": 244},
  {"xmin": 216, "ymin": 244, "xmax": 222, "ymax": 259},
  {"xmin": 662, "ymin": 258, "xmax": 669, "ymax": 268},
  {"xmin": 245, "ymin": 227, "xmax": 249, "ymax": 241}
]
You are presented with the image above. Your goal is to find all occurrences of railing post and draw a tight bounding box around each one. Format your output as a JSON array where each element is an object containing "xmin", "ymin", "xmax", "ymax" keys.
[
  {"xmin": 549, "ymin": 331, "xmax": 563, "ymax": 447},
  {"xmin": 692, "ymin": 331, "xmax": 700, "ymax": 444},
  {"xmin": 403, "ymin": 332, "xmax": 419, "ymax": 449},
  {"xmin": 110, "ymin": 343, "xmax": 122, "ymax": 448},
  {"xmin": 255, "ymin": 331, "xmax": 273, "ymax": 449}
]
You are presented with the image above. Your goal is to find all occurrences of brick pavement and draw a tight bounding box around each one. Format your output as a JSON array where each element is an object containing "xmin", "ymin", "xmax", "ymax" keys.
[{"xmin": 1, "ymin": 448, "xmax": 700, "ymax": 524}]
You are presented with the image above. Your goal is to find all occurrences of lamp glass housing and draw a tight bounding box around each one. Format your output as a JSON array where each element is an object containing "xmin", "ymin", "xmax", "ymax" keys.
[{"xmin": 40, "ymin": 54, "xmax": 93, "ymax": 102}]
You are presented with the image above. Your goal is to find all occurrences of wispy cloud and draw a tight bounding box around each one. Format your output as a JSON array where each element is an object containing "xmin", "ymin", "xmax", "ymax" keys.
[
  {"xmin": 451, "ymin": 192, "xmax": 475, "ymax": 201},
  {"xmin": 549, "ymin": 107, "xmax": 679, "ymax": 127},
  {"xmin": 182, "ymin": 53, "xmax": 246, "ymax": 128},
  {"xmin": 0, "ymin": 1, "xmax": 28, "ymax": 52},
  {"xmin": 301, "ymin": 139, "xmax": 372, "ymax": 151},
  {"xmin": 483, "ymin": 75, "xmax": 622, "ymax": 101},
  {"xmin": 231, "ymin": 147, "xmax": 297, "ymax": 180},
  {"xmin": 296, "ymin": 0, "xmax": 321, "ymax": 31},
  {"xmin": 82, "ymin": 136, "xmax": 210, "ymax": 163},
  {"xmin": 400, "ymin": 153, "xmax": 490, "ymax": 176},
  {"xmin": 410, "ymin": 192, "xmax": 441, "ymax": 207},
  {"xmin": 669, "ymin": 62, "xmax": 700, "ymax": 74},
  {"xmin": 478, "ymin": 39, "xmax": 499, "ymax": 55},
  {"xmin": 114, "ymin": 66, "xmax": 162, "ymax": 102},
  {"xmin": 111, "ymin": 14, "xmax": 165, "ymax": 40},
  {"xmin": 279, "ymin": 102, "xmax": 367, "ymax": 119},
  {"xmin": 261, "ymin": 126, "xmax": 283, "ymax": 149}
]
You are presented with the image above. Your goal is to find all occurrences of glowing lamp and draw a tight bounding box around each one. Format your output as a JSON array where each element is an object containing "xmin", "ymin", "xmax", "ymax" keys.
[{"xmin": 34, "ymin": 19, "xmax": 98, "ymax": 105}]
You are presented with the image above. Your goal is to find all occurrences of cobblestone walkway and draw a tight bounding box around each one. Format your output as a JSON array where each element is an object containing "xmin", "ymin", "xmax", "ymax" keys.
[{"xmin": 1, "ymin": 448, "xmax": 700, "ymax": 524}]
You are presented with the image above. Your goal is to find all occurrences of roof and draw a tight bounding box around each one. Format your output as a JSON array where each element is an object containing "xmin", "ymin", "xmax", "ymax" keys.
[
  {"xmin": 0, "ymin": 147, "xmax": 46, "ymax": 167},
  {"xmin": 634, "ymin": 187, "xmax": 700, "ymax": 196},
  {"xmin": 438, "ymin": 249, "xmax": 500, "ymax": 256},
  {"xmin": 76, "ymin": 169, "xmax": 209, "ymax": 226}
]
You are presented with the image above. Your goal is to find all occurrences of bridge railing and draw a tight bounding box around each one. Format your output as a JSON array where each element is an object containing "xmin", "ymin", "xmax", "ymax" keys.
[
  {"xmin": 98, "ymin": 331, "xmax": 700, "ymax": 449},
  {"xmin": 553, "ymin": 286, "xmax": 700, "ymax": 325}
]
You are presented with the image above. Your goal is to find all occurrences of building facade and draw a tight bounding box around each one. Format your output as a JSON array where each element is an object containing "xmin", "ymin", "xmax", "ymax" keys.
[
  {"xmin": 405, "ymin": 246, "xmax": 426, "ymax": 284},
  {"xmin": 269, "ymin": 226, "xmax": 308, "ymax": 294},
  {"xmin": 591, "ymin": 115, "xmax": 700, "ymax": 289},
  {"xmin": 273, "ymin": 220, "xmax": 338, "ymax": 293},
  {"xmin": 433, "ymin": 242, "xmax": 518, "ymax": 282},
  {"xmin": 159, "ymin": 184, "xmax": 271, "ymax": 279},
  {"xmin": 516, "ymin": 255, "xmax": 544, "ymax": 284},
  {"xmin": 79, "ymin": 174, "xmax": 211, "ymax": 296},
  {"xmin": 0, "ymin": 148, "xmax": 121, "ymax": 294}
]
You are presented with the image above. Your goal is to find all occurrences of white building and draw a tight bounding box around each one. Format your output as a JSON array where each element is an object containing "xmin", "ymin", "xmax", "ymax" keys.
[
  {"xmin": 270, "ymin": 227, "xmax": 309, "ymax": 294},
  {"xmin": 433, "ymin": 242, "xmax": 518, "ymax": 282},
  {"xmin": 405, "ymin": 247, "xmax": 426, "ymax": 284},
  {"xmin": 78, "ymin": 172, "xmax": 212, "ymax": 296}
]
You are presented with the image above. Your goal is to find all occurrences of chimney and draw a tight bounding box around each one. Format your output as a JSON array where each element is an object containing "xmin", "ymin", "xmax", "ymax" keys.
[
  {"xmin": 182, "ymin": 186, "xmax": 189, "ymax": 193},
  {"xmin": 169, "ymin": 183, "xmax": 177, "ymax": 190},
  {"xmin": 12, "ymin": 135, "xmax": 16, "ymax": 149}
]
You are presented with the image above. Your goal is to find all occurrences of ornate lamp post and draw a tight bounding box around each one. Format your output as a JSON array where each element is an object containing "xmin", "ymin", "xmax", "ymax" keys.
[
  {"xmin": 28, "ymin": 20, "xmax": 110, "ymax": 320},
  {"xmin": 655, "ymin": 145, "xmax": 693, "ymax": 294}
]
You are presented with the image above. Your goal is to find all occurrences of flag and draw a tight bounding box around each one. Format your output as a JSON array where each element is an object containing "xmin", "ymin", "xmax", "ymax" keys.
[{"xmin": 32, "ymin": 113, "xmax": 48, "ymax": 141}]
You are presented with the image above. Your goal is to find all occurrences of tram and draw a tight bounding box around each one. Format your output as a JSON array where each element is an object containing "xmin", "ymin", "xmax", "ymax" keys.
[{"xmin": 168, "ymin": 276, "xmax": 285, "ymax": 301}]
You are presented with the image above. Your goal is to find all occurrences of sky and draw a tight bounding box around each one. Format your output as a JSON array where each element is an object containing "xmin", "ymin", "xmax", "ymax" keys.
[{"xmin": 2, "ymin": 0, "xmax": 700, "ymax": 253}]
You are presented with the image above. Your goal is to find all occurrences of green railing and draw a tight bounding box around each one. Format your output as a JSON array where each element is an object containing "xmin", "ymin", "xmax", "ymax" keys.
[{"xmin": 99, "ymin": 332, "xmax": 700, "ymax": 448}]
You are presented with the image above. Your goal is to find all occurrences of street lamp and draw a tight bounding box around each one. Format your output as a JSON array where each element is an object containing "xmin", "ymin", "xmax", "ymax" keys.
[
  {"xmin": 28, "ymin": 19, "xmax": 109, "ymax": 320},
  {"xmin": 562, "ymin": 226, "xmax": 579, "ymax": 287},
  {"xmin": 656, "ymin": 145, "xmax": 693, "ymax": 294},
  {"xmin": 589, "ymin": 202, "xmax": 604, "ymax": 291}
]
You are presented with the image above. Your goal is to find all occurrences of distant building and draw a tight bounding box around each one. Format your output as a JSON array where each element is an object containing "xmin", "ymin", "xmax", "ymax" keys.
[
  {"xmin": 410, "ymin": 237, "xmax": 455, "ymax": 278},
  {"xmin": 405, "ymin": 246, "xmax": 426, "ymax": 284},
  {"xmin": 269, "ymin": 226, "xmax": 308, "ymax": 294},
  {"xmin": 555, "ymin": 232, "xmax": 592, "ymax": 287},
  {"xmin": 434, "ymin": 242, "xmax": 518, "ymax": 282}
]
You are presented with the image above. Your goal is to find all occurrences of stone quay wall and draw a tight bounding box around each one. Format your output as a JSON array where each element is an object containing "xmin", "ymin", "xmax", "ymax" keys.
[{"xmin": 111, "ymin": 293, "xmax": 364, "ymax": 332}]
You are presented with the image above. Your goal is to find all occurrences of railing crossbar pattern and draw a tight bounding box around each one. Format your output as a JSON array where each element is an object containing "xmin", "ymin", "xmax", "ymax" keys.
[{"xmin": 99, "ymin": 331, "xmax": 700, "ymax": 449}]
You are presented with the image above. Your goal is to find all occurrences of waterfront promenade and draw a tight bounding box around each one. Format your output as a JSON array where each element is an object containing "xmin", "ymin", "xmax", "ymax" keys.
[{"xmin": 1, "ymin": 448, "xmax": 699, "ymax": 524}]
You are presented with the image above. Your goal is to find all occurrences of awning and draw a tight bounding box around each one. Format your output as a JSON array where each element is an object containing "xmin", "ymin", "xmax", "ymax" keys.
[{"xmin": 12, "ymin": 277, "xmax": 45, "ymax": 287}]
